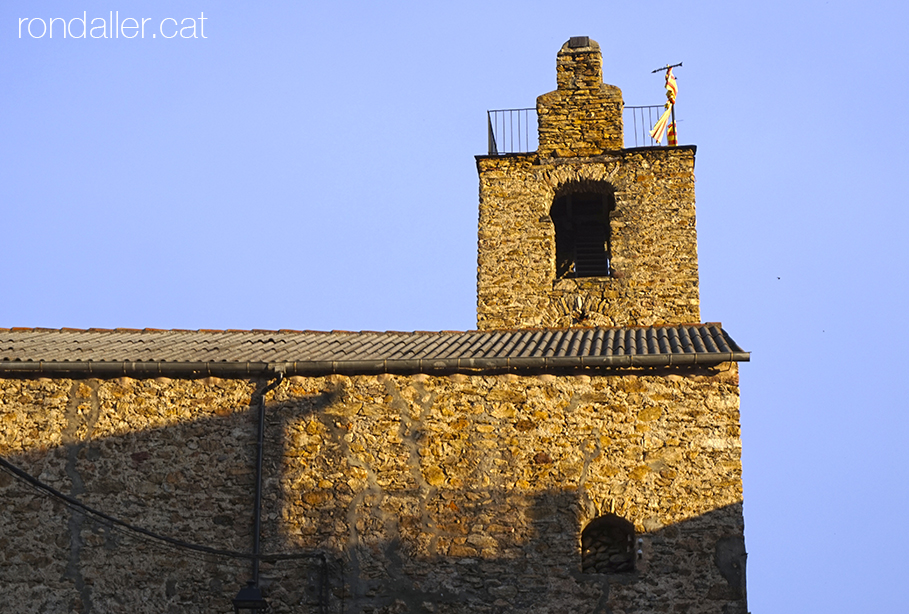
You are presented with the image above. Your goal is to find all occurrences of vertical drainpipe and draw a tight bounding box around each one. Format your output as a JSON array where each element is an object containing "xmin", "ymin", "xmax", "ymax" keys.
[{"xmin": 251, "ymin": 372, "xmax": 284, "ymax": 587}]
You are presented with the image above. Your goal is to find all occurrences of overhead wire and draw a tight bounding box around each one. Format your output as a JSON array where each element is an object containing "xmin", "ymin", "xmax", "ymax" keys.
[{"xmin": 0, "ymin": 452, "xmax": 323, "ymax": 563}]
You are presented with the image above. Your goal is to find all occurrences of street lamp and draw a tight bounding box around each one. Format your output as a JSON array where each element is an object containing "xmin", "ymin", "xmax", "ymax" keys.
[{"xmin": 232, "ymin": 581, "xmax": 269, "ymax": 612}]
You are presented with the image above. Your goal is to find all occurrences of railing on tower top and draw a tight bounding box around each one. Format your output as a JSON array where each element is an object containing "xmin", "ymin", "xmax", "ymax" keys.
[
  {"xmin": 487, "ymin": 108, "xmax": 536, "ymax": 155},
  {"xmin": 624, "ymin": 105, "xmax": 666, "ymax": 148},
  {"xmin": 486, "ymin": 104, "xmax": 669, "ymax": 155}
]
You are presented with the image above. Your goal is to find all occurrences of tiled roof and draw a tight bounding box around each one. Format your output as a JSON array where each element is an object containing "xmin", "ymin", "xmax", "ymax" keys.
[{"xmin": 0, "ymin": 325, "xmax": 747, "ymax": 376}]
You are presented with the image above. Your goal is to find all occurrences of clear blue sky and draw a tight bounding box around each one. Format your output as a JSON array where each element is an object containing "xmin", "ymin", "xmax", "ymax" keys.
[{"xmin": 3, "ymin": 1, "xmax": 908, "ymax": 611}]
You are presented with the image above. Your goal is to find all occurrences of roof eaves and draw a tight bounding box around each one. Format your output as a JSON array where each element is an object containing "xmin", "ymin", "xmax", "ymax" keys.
[{"xmin": 0, "ymin": 350, "xmax": 750, "ymax": 379}]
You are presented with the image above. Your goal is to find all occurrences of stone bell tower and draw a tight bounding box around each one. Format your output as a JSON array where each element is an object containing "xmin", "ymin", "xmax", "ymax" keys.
[{"xmin": 477, "ymin": 37, "xmax": 700, "ymax": 330}]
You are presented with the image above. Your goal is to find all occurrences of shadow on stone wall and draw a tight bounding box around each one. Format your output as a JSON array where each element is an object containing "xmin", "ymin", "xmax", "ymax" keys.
[
  {"xmin": 262, "ymin": 382, "xmax": 746, "ymax": 614},
  {"xmin": 1, "ymin": 380, "xmax": 297, "ymax": 614},
  {"xmin": 1, "ymin": 380, "xmax": 745, "ymax": 614}
]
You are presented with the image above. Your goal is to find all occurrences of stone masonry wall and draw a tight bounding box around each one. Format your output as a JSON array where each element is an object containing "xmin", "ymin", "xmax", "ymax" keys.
[
  {"xmin": 0, "ymin": 367, "xmax": 744, "ymax": 613},
  {"xmin": 476, "ymin": 147, "xmax": 699, "ymax": 330},
  {"xmin": 537, "ymin": 39, "xmax": 624, "ymax": 157}
]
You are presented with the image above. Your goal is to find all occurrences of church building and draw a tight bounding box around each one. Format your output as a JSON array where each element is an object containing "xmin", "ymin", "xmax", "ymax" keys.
[{"xmin": 0, "ymin": 38, "xmax": 749, "ymax": 614}]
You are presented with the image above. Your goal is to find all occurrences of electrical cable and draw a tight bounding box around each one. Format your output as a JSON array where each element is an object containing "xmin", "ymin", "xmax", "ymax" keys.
[
  {"xmin": 1, "ymin": 373, "xmax": 330, "ymax": 612},
  {"xmin": 0, "ymin": 452, "xmax": 324, "ymax": 563}
]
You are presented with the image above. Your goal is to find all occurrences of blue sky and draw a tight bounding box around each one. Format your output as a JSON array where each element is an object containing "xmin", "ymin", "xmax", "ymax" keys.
[{"xmin": 4, "ymin": 1, "xmax": 908, "ymax": 611}]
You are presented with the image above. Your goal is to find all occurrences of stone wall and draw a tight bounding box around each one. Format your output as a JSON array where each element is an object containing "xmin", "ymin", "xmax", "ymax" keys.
[
  {"xmin": 476, "ymin": 147, "xmax": 699, "ymax": 330},
  {"xmin": 0, "ymin": 366, "xmax": 745, "ymax": 613}
]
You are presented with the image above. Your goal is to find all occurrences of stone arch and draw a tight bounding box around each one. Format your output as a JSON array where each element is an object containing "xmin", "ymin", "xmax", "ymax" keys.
[
  {"xmin": 581, "ymin": 513, "xmax": 635, "ymax": 574},
  {"xmin": 540, "ymin": 292, "xmax": 615, "ymax": 328},
  {"xmin": 549, "ymin": 180, "xmax": 616, "ymax": 279}
]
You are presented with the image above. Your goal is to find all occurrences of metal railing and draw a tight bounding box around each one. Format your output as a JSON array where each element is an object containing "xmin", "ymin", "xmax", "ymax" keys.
[
  {"xmin": 487, "ymin": 108, "xmax": 536, "ymax": 155},
  {"xmin": 624, "ymin": 105, "xmax": 666, "ymax": 147},
  {"xmin": 485, "ymin": 104, "xmax": 671, "ymax": 155}
]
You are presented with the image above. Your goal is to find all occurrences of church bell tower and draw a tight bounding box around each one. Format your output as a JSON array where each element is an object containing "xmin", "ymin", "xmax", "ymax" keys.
[{"xmin": 477, "ymin": 37, "xmax": 700, "ymax": 329}]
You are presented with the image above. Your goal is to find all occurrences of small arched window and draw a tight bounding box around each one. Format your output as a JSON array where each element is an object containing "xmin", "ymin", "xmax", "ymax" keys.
[
  {"xmin": 550, "ymin": 189, "xmax": 614, "ymax": 279},
  {"xmin": 581, "ymin": 514, "xmax": 635, "ymax": 574}
]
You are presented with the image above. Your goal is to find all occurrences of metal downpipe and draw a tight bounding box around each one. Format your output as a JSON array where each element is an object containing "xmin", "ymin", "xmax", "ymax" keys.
[{"xmin": 251, "ymin": 372, "xmax": 284, "ymax": 587}]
